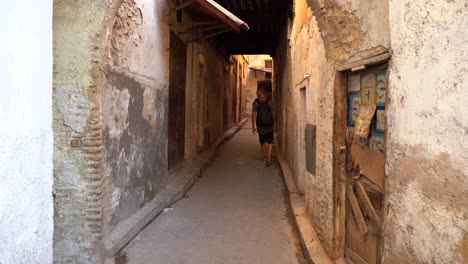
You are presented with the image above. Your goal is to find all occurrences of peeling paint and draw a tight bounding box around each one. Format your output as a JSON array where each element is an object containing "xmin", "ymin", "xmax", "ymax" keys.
[
  {"xmin": 142, "ymin": 87, "xmax": 157, "ymax": 128},
  {"xmin": 102, "ymin": 84, "xmax": 130, "ymax": 139},
  {"xmin": 54, "ymin": 83, "xmax": 93, "ymax": 133}
]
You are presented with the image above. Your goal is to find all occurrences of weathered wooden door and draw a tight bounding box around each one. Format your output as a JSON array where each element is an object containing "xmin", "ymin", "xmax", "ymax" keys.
[
  {"xmin": 343, "ymin": 66, "xmax": 388, "ymax": 264},
  {"xmin": 168, "ymin": 32, "xmax": 186, "ymax": 171}
]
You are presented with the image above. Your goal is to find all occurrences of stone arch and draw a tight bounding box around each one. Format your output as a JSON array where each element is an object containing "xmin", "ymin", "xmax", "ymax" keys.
[{"xmin": 302, "ymin": 0, "xmax": 389, "ymax": 63}]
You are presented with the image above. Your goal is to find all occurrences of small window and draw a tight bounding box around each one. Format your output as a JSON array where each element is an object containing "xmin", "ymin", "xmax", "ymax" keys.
[{"xmin": 264, "ymin": 59, "xmax": 272, "ymax": 69}]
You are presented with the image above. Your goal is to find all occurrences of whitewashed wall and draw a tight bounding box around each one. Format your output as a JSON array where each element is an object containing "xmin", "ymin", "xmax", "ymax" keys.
[{"xmin": 0, "ymin": 1, "xmax": 53, "ymax": 263}]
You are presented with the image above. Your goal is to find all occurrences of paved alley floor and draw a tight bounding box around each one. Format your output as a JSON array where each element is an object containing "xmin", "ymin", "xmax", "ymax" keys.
[{"xmin": 118, "ymin": 123, "xmax": 306, "ymax": 264}]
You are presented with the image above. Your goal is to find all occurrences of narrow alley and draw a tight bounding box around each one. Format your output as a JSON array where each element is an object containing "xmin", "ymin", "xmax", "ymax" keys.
[
  {"xmin": 118, "ymin": 123, "xmax": 305, "ymax": 264},
  {"xmin": 1, "ymin": 0, "xmax": 467, "ymax": 264}
]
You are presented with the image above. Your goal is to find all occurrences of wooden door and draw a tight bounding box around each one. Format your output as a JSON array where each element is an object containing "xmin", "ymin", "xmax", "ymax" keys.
[
  {"xmin": 342, "ymin": 66, "xmax": 388, "ymax": 264},
  {"xmin": 168, "ymin": 32, "xmax": 186, "ymax": 171}
]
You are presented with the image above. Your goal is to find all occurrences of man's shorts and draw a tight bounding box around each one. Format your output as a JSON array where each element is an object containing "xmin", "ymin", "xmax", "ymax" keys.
[{"xmin": 258, "ymin": 132, "xmax": 274, "ymax": 144}]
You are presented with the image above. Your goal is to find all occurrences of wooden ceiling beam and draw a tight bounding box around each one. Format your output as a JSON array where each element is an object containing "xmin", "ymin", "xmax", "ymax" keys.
[{"xmin": 230, "ymin": 0, "xmax": 240, "ymax": 10}]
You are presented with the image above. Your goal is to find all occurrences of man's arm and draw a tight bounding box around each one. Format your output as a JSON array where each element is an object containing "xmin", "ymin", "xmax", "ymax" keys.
[{"xmin": 251, "ymin": 112, "xmax": 257, "ymax": 134}]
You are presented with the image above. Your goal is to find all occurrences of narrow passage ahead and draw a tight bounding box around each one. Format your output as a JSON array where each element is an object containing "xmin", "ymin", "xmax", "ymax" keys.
[{"xmin": 118, "ymin": 122, "xmax": 306, "ymax": 264}]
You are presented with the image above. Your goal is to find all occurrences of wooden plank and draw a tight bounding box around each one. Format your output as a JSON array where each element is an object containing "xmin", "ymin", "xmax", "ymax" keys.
[
  {"xmin": 347, "ymin": 185, "xmax": 368, "ymax": 235},
  {"xmin": 333, "ymin": 72, "xmax": 347, "ymax": 259},
  {"xmin": 197, "ymin": 0, "xmax": 250, "ymax": 32},
  {"xmin": 178, "ymin": 23, "xmax": 227, "ymax": 34},
  {"xmin": 337, "ymin": 53, "xmax": 391, "ymax": 72},
  {"xmin": 165, "ymin": 0, "xmax": 198, "ymax": 16},
  {"xmin": 349, "ymin": 143, "xmax": 385, "ymax": 190},
  {"xmin": 346, "ymin": 46, "xmax": 389, "ymax": 64},
  {"xmin": 355, "ymin": 182, "xmax": 382, "ymax": 230},
  {"xmin": 345, "ymin": 247, "xmax": 368, "ymax": 264}
]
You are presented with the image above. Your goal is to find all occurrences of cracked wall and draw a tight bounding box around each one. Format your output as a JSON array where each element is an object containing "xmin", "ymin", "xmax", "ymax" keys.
[
  {"xmin": 101, "ymin": 0, "xmax": 170, "ymax": 235},
  {"xmin": 385, "ymin": 0, "xmax": 468, "ymax": 262}
]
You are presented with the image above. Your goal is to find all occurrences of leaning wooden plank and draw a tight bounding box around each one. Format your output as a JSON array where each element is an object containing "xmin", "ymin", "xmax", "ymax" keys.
[
  {"xmin": 347, "ymin": 185, "xmax": 368, "ymax": 235},
  {"xmin": 197, "ymin": 0, "xmax": 250, "ymax": 32},
  {"xmin": 355, "ymin": 181, "xmax": 382, "ymax": 230},
  {"xmin": 337, "ymin": 53, "xmax": 391, "ymax": 71},
  {"xmin": 344, "ymin": 46, "xmax": 389, "ymax": 64}
]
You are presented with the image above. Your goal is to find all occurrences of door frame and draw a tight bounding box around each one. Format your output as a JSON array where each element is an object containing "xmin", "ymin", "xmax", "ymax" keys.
[
  {"xmin": 333, "ymin": 62, "xmax": 391, "ymax": 262},
  {"xmin": 332, "ymin": 71, "xmax": 348, "ymax": 260}
]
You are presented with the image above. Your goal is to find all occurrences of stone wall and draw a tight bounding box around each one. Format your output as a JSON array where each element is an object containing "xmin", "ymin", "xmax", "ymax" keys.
[
  {"xmin": 385, "ymin": 0, "xmax": 468, "ymax": 262},
  {"xmin": 0, "ymin": 1, "xmax": 53, "ymax": 263}
]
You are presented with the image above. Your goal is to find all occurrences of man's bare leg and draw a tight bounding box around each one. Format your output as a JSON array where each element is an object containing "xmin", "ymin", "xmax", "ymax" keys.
[
  {"xmin": 262, "ymin": 143, "xmax": 268, "ymax": 158},
  {"xmin": 266, "ymin": 143, "xmax": 273, "ymax": 157}
]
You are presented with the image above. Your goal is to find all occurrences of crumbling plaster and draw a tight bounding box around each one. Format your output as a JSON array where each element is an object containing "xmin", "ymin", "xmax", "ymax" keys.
[
  {"xmin": 0, "ymin": 1, "xmax": 53, "ymax": 262},
  {"xmin": 102, "ymin": 0, "xmax": 170, "ymax": 235},
  {"xmin": 385, "ymin": 0, "xmax": 468, "ymax": 262},
  {"xmin": 53, "ymin": 0, "xmax": 123, "ymax": 262}
]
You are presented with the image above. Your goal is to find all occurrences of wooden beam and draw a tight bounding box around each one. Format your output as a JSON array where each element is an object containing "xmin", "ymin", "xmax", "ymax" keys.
[
  {"xmin": 165, "ymin": 0, "xmax": 198, "ymax": 16},
  {"xmin": 337, "ymin": 53, "xmax": 391, "ymax": 72},
  {"xmin": 355, "ymin": 182, "xmax": 382, "ymax": 231},
  {"xmin": 187, "ymin": 28, "xmax": 233, "ymax": 43},
  {"xmin": 197, "ymin": 0, "xmax": 249, "ymax": 32}
]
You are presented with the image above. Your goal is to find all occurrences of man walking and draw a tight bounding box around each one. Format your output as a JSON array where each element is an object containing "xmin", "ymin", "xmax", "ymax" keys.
[{"xmin": 252, "ymin": 86, "xmax": 275, "ymax": 166}]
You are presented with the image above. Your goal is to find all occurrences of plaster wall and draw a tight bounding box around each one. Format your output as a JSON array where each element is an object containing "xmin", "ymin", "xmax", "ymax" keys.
[
  {"xmin": 101, "ymin": 0, "xmax": 170, "ymax": 234},
  {"xmin": 0, "ymin": 1, "xmax": 53, "ymax": 263},
  {"xmin": 53, "ymin": 0, "xmax": 126, "ymax": 262},
  {"xmin": 275, "ymin": 0, "xmax": 390, "ymax": 256},
  {"xmin": 248, "ymin": 54, "xmax": 272, "ymax": 70},
  {"xmin": 384, "ymin": 0, "xmax": 468, "ymax": 262}
]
